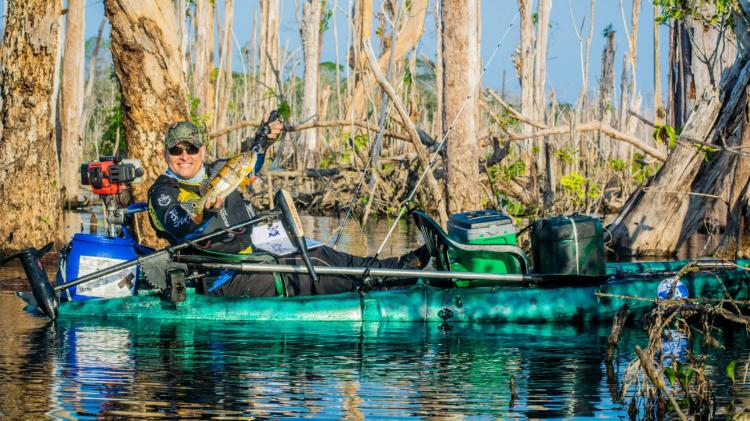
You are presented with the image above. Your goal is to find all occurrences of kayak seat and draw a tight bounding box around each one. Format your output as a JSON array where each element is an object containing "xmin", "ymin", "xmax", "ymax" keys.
[{"xmin": 412, "ymin": 210, "xmax": 529, "ymax": 287}]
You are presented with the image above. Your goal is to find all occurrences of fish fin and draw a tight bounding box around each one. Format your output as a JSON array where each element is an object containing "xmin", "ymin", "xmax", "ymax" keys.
[
  {"xmin": 199, "ymin": 178, "xmax": 211, "ymax": 196},
  {"xmin": 180, "ymin": 200, "xmax": 202, "ymax": 221}
]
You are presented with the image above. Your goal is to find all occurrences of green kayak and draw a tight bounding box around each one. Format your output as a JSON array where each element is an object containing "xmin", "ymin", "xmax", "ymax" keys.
[{"xmin": 55, "ymin": 260, "xmax": 750, "ymax": 323}]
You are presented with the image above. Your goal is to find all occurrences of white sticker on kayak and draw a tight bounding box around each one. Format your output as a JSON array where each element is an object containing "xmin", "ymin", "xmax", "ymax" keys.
[
  {"xmin": 75, "ymin": 255, "xmax": 136, "ymax": 298},
  {"xmin": 251, "ymin": 220, "xmax": 322, "ymax": 256}
]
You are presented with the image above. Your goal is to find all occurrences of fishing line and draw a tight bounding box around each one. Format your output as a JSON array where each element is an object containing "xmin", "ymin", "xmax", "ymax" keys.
[
  {"xmin": 331, "ymin": 1, "xmax": 403, "ymax": 249},
  {"xmin": 367, "ymin": 11, "xmax": 521, "ymax": 265}
]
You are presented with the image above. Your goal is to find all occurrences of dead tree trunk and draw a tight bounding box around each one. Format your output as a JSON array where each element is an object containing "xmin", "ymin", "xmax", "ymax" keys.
[
  {"xmin": 609, "ymin": 4, "xmax": 750, "ymax": 258},
  {"xmin": 301, "ymin": 0, "xmax": 322, "ymax": 153},
  {"xmin": 653, "ymin": 3, "xmax": 662, "ymax": 123},
  {"xmin": 214, "ymin": 0, "xmax": 233, "ymax": 155},
  {"xmin": 517, "ymin": 0, "xmax": 534, "ymax": 139},
  {"xmin": 60, "ymin": 0, "xmax": 85, "ymax": 204},
  {"xmin": 668, "ymin": 4, "xmax": 737, "ymax": 129},
  {"xmin": 347, "ymin": 0, "xmax": 427, "ymax": 120},
  {"xmin": 0, "ymin": 0, "xmax": 63, "ymax": 254},
  {"xmin": 599, "ymin": 29, "xmax": 616, "ymax": 157},
  {"xmin": 104, "ymin": 0, "xmax": 190, "ymax": 247},
  {"xmin": 260, "ymin": 0, "xmax": 280, "ymax": 113},
  {"xmin": 442, "ymin": 0, "xmax": 482, "ymax": 213},
  {"xmin": 193, "ymin": 0, "xmax": 215, "ymax": 124}
]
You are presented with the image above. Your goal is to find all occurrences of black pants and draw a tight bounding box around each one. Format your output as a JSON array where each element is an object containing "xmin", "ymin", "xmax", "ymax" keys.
[{"xmin": 204, "ymin": 245, "xmax": 420, "ymax": 297}]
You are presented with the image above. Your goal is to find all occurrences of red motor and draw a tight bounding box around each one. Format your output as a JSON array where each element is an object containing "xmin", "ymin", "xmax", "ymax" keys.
[{"xmin": 80, "ymin": 156, "xmax": 144, "ymax": 196}]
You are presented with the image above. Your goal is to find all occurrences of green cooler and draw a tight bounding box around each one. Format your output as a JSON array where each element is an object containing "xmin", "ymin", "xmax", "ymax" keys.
[{"xmin": 447, "ymin": 210, "xmax": 522, "ymax": 278}]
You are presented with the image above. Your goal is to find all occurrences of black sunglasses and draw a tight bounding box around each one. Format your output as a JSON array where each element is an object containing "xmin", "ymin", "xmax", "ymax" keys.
[{"xmin": 168, "ymin": 143, "xmax": 201, "ymax": 156}]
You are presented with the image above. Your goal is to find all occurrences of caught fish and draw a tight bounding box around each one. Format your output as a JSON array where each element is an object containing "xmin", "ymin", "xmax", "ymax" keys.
[{"xmin": 184, "ymin": 152, "xmax": 258, "ymax": 221}]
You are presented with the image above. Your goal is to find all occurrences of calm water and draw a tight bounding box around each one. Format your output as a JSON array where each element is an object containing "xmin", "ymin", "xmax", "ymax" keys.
[{"xmin": 1, "ymin": 214, "xmax": 749, "ymax": 418}]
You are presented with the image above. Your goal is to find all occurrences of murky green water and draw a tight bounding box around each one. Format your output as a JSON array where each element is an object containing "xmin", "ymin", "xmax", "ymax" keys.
[
  {"xmin": 1, "ymin": 214, "xmax": 749, "ymax": 418},
  {"xmin": 1, "ymin": 292, "xmax": 748, "ymax": 419}
]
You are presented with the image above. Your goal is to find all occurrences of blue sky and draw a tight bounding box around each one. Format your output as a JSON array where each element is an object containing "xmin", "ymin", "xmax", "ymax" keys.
[{"xmin": 6, "ymin": 0, "xmax": 670, "ymax": 107}]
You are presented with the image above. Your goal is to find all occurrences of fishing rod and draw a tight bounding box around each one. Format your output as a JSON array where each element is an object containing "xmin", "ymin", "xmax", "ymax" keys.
[
  {"xmin": 4, "ymin": 213, "xmax": 268, "ymax": 320},
  {"xmin": 191, "ymin": 261, "xmax": 544, "ymax": 284},
  {"xmin": 365, "ymin": 12, "xmax": 521, "ymax": 268},
  {"xmin": 331, "ymin": 0, "xmax": 403, "ymax": 248}
]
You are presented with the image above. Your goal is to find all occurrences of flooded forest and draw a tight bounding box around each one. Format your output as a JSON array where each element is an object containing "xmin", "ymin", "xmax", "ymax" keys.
[{"xmin": 0, "ymin": 0, "xmax": 749, "ymax": 259}]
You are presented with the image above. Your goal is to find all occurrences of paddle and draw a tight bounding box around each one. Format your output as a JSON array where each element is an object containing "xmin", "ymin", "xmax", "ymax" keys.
[
  {"xmin": 2, "ymin": 243, "xmax": 58, "ymax": 320},
  {"xmin": 274, "ymin": 189, "xmax": 319, "ymax": 283},
  {"xmin": 190, "ymin": 261, "xmax": 545, "ymax": 284}
]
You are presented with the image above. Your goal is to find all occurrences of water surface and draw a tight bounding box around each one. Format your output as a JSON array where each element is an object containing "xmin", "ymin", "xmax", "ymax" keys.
[{"xmin": 1, "ymin": 214, "xmax": 749, "ymax": 418}]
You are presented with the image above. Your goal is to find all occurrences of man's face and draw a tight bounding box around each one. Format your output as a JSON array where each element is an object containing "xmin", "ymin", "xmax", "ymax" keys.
[{"xmin": 165, "ymin": 141, "xmax": 206, "ymax": 179}]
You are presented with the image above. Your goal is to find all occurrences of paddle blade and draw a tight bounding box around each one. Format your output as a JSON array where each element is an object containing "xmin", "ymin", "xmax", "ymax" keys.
[
  {"xmin": 17, "ymin": 247, "xmax": 58, "ymax": 320},
  {"xmin": 275, "ymin": 189, "xmax": 318, "ymax": 283}
]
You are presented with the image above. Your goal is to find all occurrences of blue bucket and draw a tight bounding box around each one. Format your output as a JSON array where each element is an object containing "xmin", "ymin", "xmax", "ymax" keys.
[{"xmin": 56, "ymin": 233, "xmax": 139, "ymax": 301}]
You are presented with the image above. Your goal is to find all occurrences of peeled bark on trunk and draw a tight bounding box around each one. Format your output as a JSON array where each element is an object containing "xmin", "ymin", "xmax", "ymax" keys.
[
  {"xmin": 442, "ymin": 0, "xmax": 482, "ymax": 214},
  {"xmin": 104, "ymin": 0, "xmax": 190, "ymax": 247},
  {"xmin": 599, "ymin": 30, "xmax": 616, "ymax": 158},
  {"xmin": 653, "ymin": 3, "xmax": 662, "ymax": 123},
  {"xmin": 60, "ymin": 0, "xmax": 85, "ymax": 204},
  {"xmin": 348, "ymin": 0, "xmax": 372, "ymax": 105},
  {"xmin": 609, "ymin": 5, "xmax": 748, "ymax": 258},
  {"xmin": 517, "ymin": 0, "xmax": 533, "ymax": 136},
  {"xmin": 533, "ymin": 0, "xmax": 551, "ymax": 122},
  {"xmin": 193, "ymin": 0, "xmax": 215, "ymax": 121},
  {"xmin": 610, "ymin": 57, "xmax": 749, "ymax": 256},
  {"xmin": 301, "ymin": 0, "xmax": 322, "ymax": 152},
  {"xmin": 214, "ymin": 0, "xmax": 233, "ymax": 155},
  {"xmin": 668, "ymin": 4, "xmax": 737, "ymax": 129},
  {"xmin": 0, "ymin": 0, "xmax": 63, "ymax": 254},
  {"xmin": 259, "ymin": 0, "xmax": 280, "ymax": 113}
]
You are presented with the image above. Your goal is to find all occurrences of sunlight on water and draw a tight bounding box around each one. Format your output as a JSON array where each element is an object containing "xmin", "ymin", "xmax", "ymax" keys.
[
  {"xmin": 1, "ymin": 291, "xmax": 748, "ymax": 419},
  {"xmin": 2, "ymin": 212, "xmax": 749, "ymax": 418}
]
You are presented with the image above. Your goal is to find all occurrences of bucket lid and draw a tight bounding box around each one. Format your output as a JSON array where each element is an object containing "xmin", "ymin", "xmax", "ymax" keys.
[
  {"xmin": 448, "ymin": 210, "xmax": 513, "ymax": 230},
  {"xmin": 72, "ymin": 233, "xmax": 138, "ymax": 246}
]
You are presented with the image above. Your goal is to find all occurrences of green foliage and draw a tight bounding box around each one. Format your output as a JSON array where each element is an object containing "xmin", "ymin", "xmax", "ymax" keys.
[
  {"xmin": 727, "ymin": 360, "xmax": 736, "ymax": 384},
  {"xmin": 277, "ymin": 100, "xmax": 291, "ymax": 120},
  {"xmin": 655, "ymin": 0, "xmax": 737, "ymax": 28},
  {"xmin": 188, "ymin": 95, "xmax": 211, "ymax": 131},
  {"xmin": 403, "ymin": 67, "xmax": 412, "ymax": 86},
  {"xmin": 320, "ymin": 0, "xmax": 333, "ymax": 32},
  {"xmin": 653, "ymin": 123, "xmax": 678, "ymax": 150},
  {"xmin": 609, "ymin": 159, "xmax": 626, "ymax": 171},
  {"xmin": 664, "ymin": 362, "xmax": 697, "ymax": 395},
  {"xmin": 602, "ymin": 23, "xmax": 615, "ymax": 38},
  {"xmin": 561, "ymin": 172, "xmax": 586, "ymax": 199},
  {"xmin": 488, "ymin": 160, "xmax": 526, "ymax": 183},
  {"xmin": 99, "ymin": 101, "xmax": 126, "ymax": 156},
  {"xmin": 555, "ymin": 147, "xmax": 577, "ymax": 165},
  {"xmin": 632, "ymin": 153, "xmax": 660, "ymax": 184},
  {"xmin": 500, "ymin": 196, "xmax": 526, "ymax": 217},
  {"xmin": 531, "ymin": 145, "xmax": 540, "ymax": 155}
]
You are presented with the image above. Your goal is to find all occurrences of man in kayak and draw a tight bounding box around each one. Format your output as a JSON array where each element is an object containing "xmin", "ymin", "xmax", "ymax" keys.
[{"xmin": 147, "ymin": 117, "xmax": 429, "ymax": 297}]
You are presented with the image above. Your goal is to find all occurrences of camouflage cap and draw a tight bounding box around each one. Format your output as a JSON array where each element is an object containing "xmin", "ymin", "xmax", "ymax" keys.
[{"xmin": 165, "ymin": 121, "xmax": 204, "ymax": 149}]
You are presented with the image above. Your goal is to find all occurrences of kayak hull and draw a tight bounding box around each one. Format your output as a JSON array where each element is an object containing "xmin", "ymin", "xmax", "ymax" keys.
[{"xmin": 55, "ymin": 261, "xmax": 750, "ymax": 323}]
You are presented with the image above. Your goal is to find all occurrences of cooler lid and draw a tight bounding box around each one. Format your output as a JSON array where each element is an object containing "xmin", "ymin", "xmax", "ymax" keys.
[{"xmin": 448, "ymin": 210, "xmax": 513, "ymax": 229}]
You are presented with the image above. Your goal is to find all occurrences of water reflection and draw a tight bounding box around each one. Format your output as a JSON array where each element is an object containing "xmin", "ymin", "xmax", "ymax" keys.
[{"xmin": 3, "ymin": 305, "xmax": 649, "ymax": 419}]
